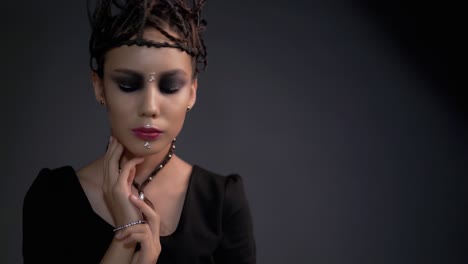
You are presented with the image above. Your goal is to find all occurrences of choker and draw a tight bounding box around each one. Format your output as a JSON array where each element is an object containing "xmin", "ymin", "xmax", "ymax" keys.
[{"xmin": 120, "ymin": 138, "xmax": 176, "ymax": 203}]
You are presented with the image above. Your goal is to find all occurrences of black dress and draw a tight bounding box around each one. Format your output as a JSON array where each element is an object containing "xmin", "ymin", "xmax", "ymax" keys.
[{"xmin": 22, "ymin": 165, "xmax": 256, "ymax": 263}]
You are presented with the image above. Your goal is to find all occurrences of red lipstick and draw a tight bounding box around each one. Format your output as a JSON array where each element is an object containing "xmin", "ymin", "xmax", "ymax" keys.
[{"xmin": 132, "ymin": 127, "xmax": 162, "ymax": 141}]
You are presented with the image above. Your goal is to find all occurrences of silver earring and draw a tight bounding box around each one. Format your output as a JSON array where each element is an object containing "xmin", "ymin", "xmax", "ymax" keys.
[
  {"xmin": 187, "ymin": 106, "xmax": 191, "ymax": 112},
  {"xmin": 144, "ymin": 141, "xmax": 151, "ymax": 149},
  {"xmin": 100, "ymin": 100, "xmax": 105, "ymax": 105},
  {"xmin": 144, "ymin": 123, "xmax": 151, "ymax": 128}
]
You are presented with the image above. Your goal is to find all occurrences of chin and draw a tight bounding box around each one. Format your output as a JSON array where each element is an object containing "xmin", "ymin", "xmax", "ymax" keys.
[
  {"xmin": 125, "ymin": 140, "xmax": 167, "ymax": 157},
  {"xmin": 125, "ymin": 146, "xmax": 155, "ymax": 157}
]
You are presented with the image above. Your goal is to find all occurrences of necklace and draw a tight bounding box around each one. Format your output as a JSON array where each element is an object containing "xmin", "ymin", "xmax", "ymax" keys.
[{"xmin": 119, "ymin": 138, "xmax": 176, "ymax": 203}]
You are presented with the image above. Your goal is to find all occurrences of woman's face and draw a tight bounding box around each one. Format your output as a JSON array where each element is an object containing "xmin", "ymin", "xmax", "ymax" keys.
[{"xmin": 92, "ymin": 28, "xmax": 197, "ymax": 157}]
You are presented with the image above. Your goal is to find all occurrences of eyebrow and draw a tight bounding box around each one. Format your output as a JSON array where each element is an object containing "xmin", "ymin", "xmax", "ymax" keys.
[
  {"xmin": 160, "ymin": 69, "xmax": 188, "ymax": 78},
  {"xmin": 112, "ymin": 68, "xmax": 188, "ymax": 78},
  {"xmin": 113, "ymin": 68, "xmax": 142, "ymax": 77}
]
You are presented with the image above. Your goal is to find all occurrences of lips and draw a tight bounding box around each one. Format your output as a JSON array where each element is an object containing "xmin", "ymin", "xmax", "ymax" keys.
[{"xmin": 132, "ymin": 127, "xmax": 163, "ymax": 141}]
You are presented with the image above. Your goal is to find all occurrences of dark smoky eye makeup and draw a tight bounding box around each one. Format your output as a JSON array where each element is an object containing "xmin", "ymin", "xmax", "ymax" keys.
[
  {"xmin": 111, "ymin": 75, "xmax": 144, "ymax": 93},
  {"xmin": 109, "ymin": 69, "xmax": 188, "ymax": 94},
  {"xmin": 158, "ymin": 75, "xmax": 188, "ymax": 94}
]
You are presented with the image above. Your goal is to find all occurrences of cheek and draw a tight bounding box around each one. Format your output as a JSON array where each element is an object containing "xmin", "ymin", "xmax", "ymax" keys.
[
  {"xmin": 161, "ymin": 100, "xmax": 189, "ymax": 130},
  {"xmin": 163, "ymin": 102, "xmax": 187, "ymax": 121},
  {"xmin": 109, "ymin": 107, "xmax": 131, "ymax": 122},
  {"xmin": 162, "ymin": 89, "xmax": 192, "ymax": 115},
  {"xmin": 107, "ymin": 95, "xmax": 135, "ymax": 125}
]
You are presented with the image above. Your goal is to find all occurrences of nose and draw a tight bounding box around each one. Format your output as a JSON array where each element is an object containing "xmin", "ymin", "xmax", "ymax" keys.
[{"xmin": 138, "ymin": 85, "xmax": 160, "ymax": 118}]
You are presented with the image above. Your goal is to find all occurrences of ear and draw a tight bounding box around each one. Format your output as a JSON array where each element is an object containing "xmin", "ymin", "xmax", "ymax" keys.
[
  {"xmin": 188, "ymin": 78, "xmax": 198, "ymax": 109},
  {"xmin": 91, "ymin": 71, "xmax": 106, "ymax": 105}
]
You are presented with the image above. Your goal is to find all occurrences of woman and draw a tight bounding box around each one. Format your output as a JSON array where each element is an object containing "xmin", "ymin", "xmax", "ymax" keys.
[{"xmin": 22, "ymin": 0, "xmax": 256, "ymax": 263}]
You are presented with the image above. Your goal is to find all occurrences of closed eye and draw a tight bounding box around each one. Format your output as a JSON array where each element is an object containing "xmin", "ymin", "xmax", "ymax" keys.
[
  {"xmin": 159, "ymin": 77, "xmax": 186, "ymax": 94},
  {"xmin": 110, "ymin": 69, "xmax": 144, "ymax": 93},
  {"xmin": 158, "ymin": 70, "xmax": 188, "ymax": 94},
  {"xmin": 109, "ymin": 68, "xmax": 189, "ymax": 94},
  {"xmin": 118, "ymin": 83, "xmax": 139, "ymax": 92}
]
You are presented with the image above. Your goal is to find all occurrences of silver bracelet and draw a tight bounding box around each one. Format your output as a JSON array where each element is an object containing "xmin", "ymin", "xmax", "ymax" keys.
[{"xmin": 113, "ymin": 220, "xmax": 146, "ymax": 232}]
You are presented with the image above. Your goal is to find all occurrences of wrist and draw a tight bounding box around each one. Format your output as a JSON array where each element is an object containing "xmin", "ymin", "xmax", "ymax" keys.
[
  {"xmin": 113, "ymin": 220, "xmax": 146, "ymax": 232},
  {"xmin": 114, "ymin": 212, "xmax": 142, "ymax": 227}
]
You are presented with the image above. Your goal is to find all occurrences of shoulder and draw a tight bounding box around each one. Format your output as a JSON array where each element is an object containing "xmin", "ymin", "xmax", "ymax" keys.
[
  {"xmin": 191, "ymin": 165, "xmax": 246, "ymax": 191},
  {"xmin": 27, "ymin": 166, "xmax": 76, "ymax": 190},
  {"xmin": 22, "ymin": 166, "xmax": 80, "ymax": 259},
  {"xmin": 24, "ymin": 166, "xmax": 76, "ymax": 205},
  {"xmin": 196, "ymin": 166, "xmax": 256, "ymax": 262},
  {"xmin": 191, "ymin": 165, "xmax": 250, "ymax": 213}
]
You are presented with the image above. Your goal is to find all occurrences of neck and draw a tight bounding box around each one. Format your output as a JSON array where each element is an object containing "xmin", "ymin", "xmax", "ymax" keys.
[{"xmin": 120, "ymin": 142, "xmax": 174, "ymax": 184}]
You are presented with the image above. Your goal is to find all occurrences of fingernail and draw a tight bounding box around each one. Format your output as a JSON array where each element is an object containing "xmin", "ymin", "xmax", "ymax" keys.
[
  {"xmin": 130, "ymin": 195, "xmax": 138, "ymax": 200},
  {"xmin": 109, "ymin": 136, "xmax": 113, "ymax": 143}
]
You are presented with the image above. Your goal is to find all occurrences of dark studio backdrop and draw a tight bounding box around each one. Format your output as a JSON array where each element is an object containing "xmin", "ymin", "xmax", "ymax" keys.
[{"xmin": 2, "ymin": 0, "xmax": 466, "ymax": 263}]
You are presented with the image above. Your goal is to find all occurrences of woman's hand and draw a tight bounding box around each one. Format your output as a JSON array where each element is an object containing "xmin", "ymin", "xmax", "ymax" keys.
[
  {"xmin": 114, "ymin": 194, "xmax": 162, "ymax": 264},
  {"xmin": 103, "ymin": 136, "xmax": 145, "ymax": 227}
]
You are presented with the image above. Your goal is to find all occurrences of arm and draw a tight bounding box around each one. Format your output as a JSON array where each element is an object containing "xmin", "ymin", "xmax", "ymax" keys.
[
  {"xmin": 100, "ymin": 137, "xmax": 144, "ymax": 264},
  {"xmin": 104, "ymin": 194, "xmax": 162, "ymax": 264},
  {"xmin": 101, "ymin": 137, "xmax": 161, "ymax": 264},
  {"xmin": 99, "ymin": 237, "xmax": 137, "ymax": 264},
  {"xmin": 213, "ymin": 175, "xmax": 256, "ymax": 264}
]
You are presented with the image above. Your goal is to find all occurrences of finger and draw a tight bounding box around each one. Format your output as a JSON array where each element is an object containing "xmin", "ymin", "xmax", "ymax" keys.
[
  {"xmin": 107, "ymin": 139, "xmax": 124, "ymax": 185},
  {"xmin": 131, "ymin": 251, "xmax": 140, "ymax": 264},
  {"xmin": 127, "ymin": 167, "xmax": 136, "ymax": 186},
  {"xmin": 122, "ymin": 232, "xmax": 150, "ymax": 246},
  {"xmin": 114, "ymin": 223, "xmax": 152, "ymax": 246},
  {"xmin": 103, "ymin": 137, "xmax": 113, "ymax": 174},
  {"xmin": 129, "ymin": 195, "xmax": 160, "ymax": 238},
  {"xmin": 124, "ymin": 232, "xmax": 161, "ymax": 262},
  {"xmin": 103, "ymin": 136, "xmax": 117, "ymax": 189},
  {"xmin": 125, "ymin": 233, "xmax": 160, "ymax": 260},
  {"xmin": 104, "ymin": 136, "xmax": 118, "ymax": 165},
  {"xmin": 115, "ymin": 222, "xmax": 161, "ymax": 263},
  {"xmin": 118, "ymin": 157, "xmax": 144, "ymax": 186}
]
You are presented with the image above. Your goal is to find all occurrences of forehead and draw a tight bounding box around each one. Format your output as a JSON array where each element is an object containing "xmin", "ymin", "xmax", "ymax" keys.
[{"xmin": 104, "ymin": 29, "xmax": 193, "ymax": 74}]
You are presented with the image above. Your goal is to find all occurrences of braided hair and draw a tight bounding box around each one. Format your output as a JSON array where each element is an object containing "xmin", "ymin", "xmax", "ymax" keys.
[{"xmin": 88, "ymin": 0, "xmax": 208, "ymax": 78}]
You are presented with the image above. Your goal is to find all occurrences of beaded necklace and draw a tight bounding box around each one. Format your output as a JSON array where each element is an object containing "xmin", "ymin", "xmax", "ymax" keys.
[{"xmin": 119, "ymin": 138, "xmax": 176, "ymax": 205}]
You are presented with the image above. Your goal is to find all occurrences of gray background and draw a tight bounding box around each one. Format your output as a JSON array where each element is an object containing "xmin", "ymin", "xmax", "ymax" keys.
[{"xmin": 2, "ymin": 0, "xmax": 466, "ymax": 263}]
